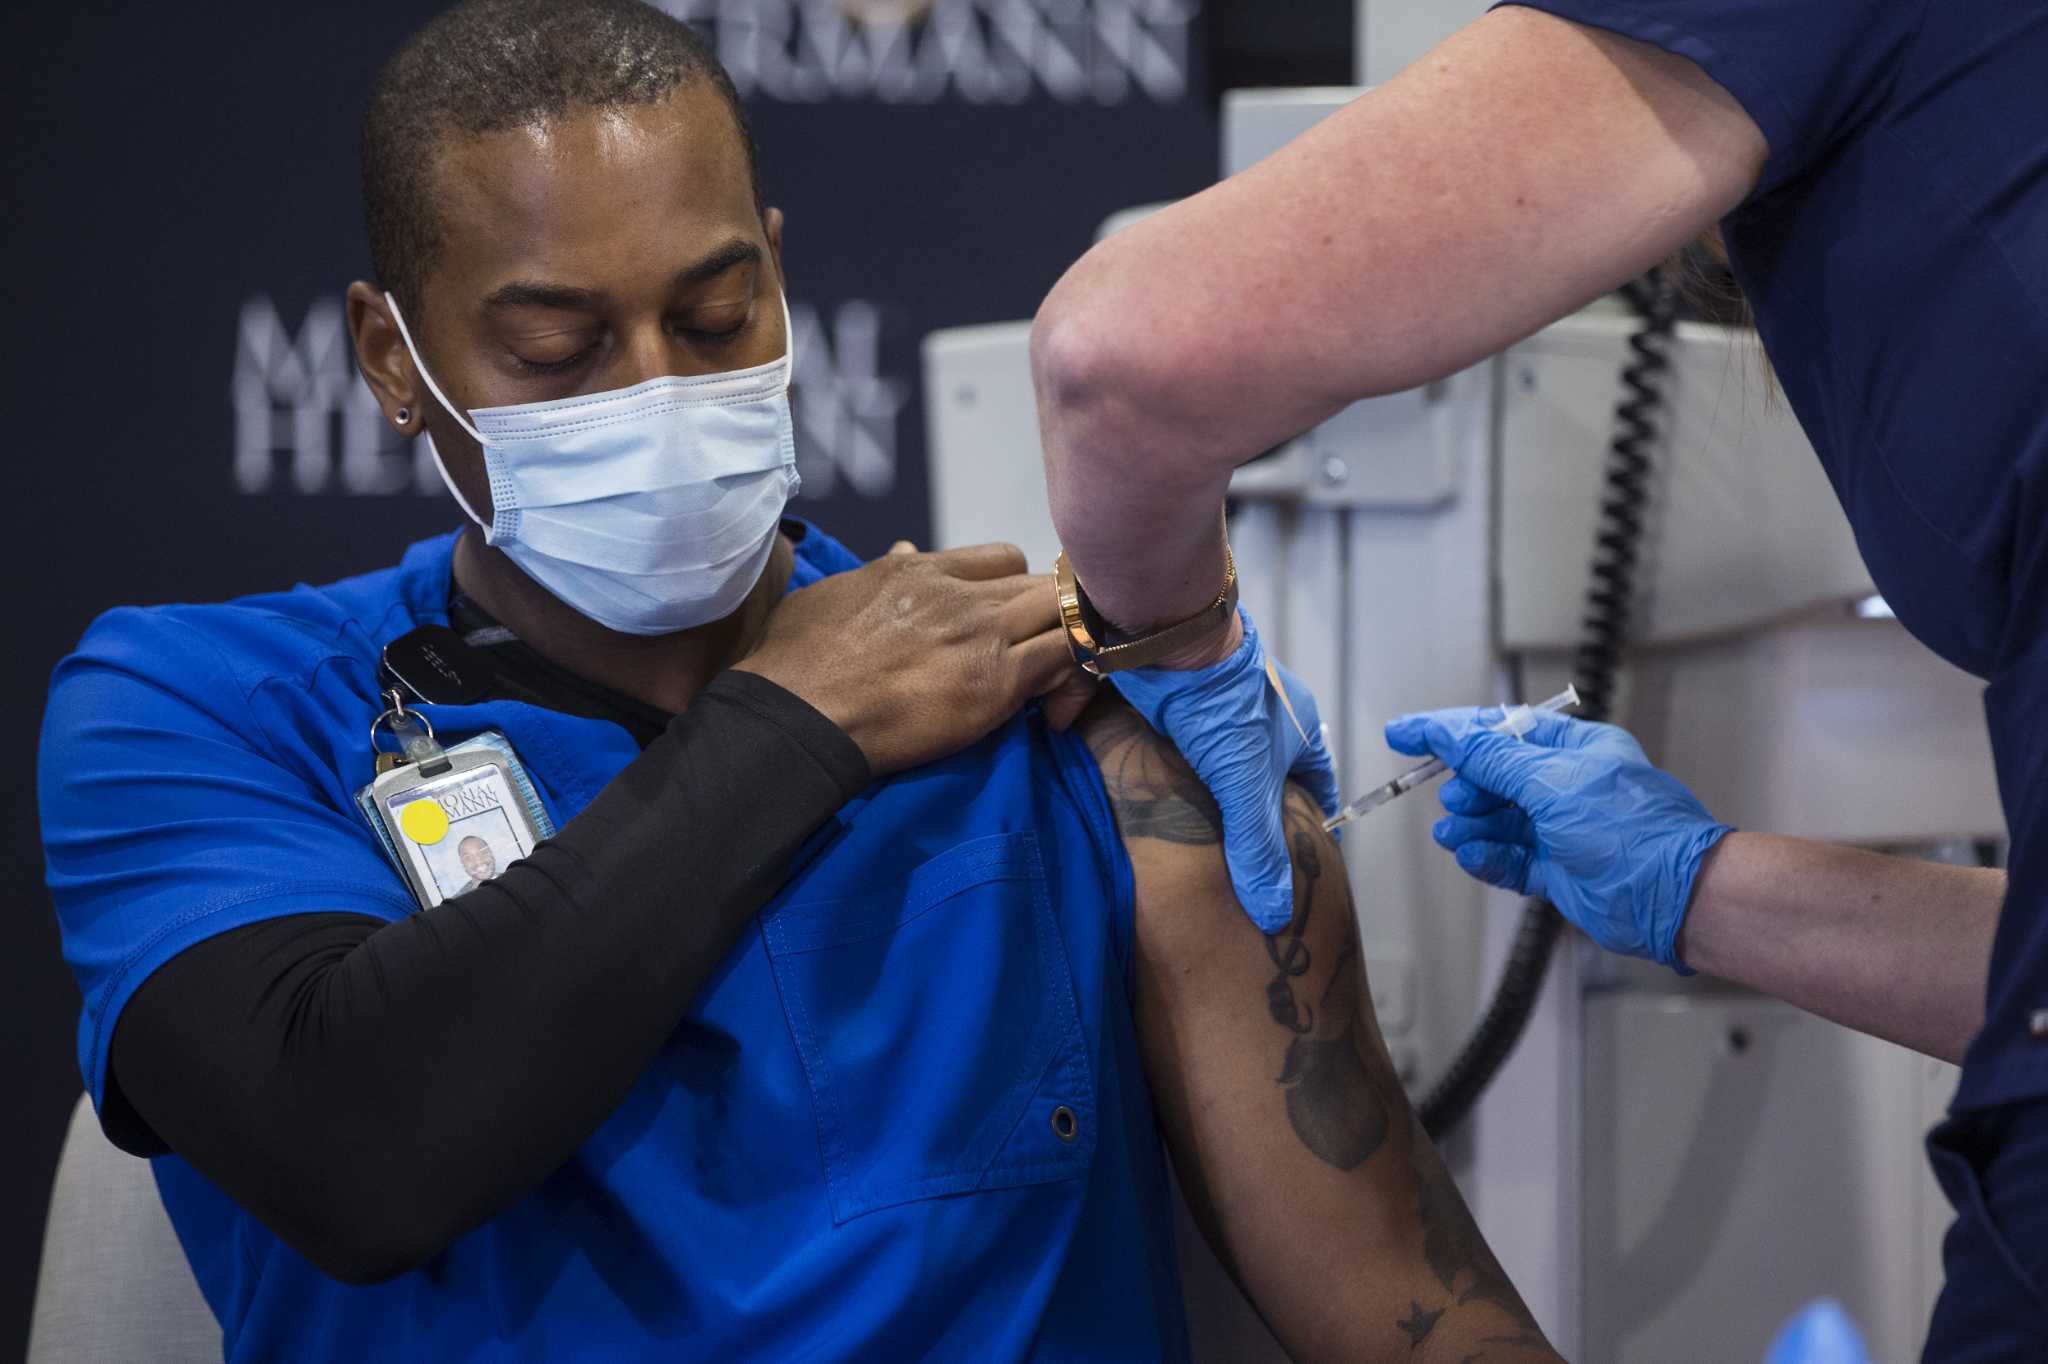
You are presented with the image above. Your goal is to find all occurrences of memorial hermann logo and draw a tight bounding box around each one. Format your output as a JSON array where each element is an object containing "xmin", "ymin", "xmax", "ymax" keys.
[
  {"xmin": 231, "ymin": 296, "xmax": 905, "ymax": 500},
  {"xmin": 231, "ymin": 295, "xmax": 431, "ymax": 497},
  {"xmin": 665, "ymin": 0, "xmax": 1198, "ymax": 105}
]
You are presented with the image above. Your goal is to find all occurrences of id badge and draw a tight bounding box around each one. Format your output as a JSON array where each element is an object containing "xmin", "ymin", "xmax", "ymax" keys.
[{"xmin": 355, "ymin": 715, "xmax": 555, "ymax": 911}]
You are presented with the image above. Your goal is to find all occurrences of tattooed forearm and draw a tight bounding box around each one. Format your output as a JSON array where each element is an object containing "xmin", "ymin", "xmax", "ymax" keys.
[{"xmin": 1270, "ymin": 795, "xmax": 1390, "ymax": 1172}]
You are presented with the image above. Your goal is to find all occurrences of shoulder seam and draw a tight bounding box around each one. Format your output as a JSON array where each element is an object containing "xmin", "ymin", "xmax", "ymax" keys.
[
  {"xmin": 149, "ymin": 594, "xmax": 421, "ymax": 753},
  {"xmin": 139, "ymin": 589, "xmax": 418, "ymax": 703}
]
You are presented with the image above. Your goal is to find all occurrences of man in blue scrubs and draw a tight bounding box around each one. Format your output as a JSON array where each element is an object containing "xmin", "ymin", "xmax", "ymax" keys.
[
  {"xmin": 37, "ymin": 2, "xmax": 1556, "ymax": 1359},
  {"xmin": 1032, "ymin": 1, "xmax": 2047, "ymax": 1357}
]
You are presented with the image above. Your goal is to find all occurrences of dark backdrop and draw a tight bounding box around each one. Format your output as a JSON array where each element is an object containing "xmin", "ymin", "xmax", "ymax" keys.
[{"xmin": 0, "ymin": 2, "xmax": 1348, "ymax": 1353}]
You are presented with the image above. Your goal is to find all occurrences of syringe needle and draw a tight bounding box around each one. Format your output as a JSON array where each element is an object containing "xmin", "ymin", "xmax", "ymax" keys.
[
  {"xmin": 1323, "ymin": 757, "xmax": 1444, "ymax": 832},
  {"xmin": 1322, "ymin": 685, "xmax": 1581, "ymax": 833}
]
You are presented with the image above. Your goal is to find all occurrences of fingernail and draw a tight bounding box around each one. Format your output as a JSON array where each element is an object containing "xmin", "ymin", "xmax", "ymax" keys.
[{"xmin": 1433, "ymin": 818, "xmax": 1452, "ymax": 844}]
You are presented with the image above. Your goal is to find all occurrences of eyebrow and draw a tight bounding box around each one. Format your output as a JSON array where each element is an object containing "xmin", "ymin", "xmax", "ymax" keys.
[
  {"xmin": 481, "ymin": 238, "xmax": 762, "ymax": 313},
  {"xmin": 481, "ymin": 280, "xmax": 600, "ymax": 312},
  {"xmin": 673, "ymin": 237, "xmax": 761, "ymax": 288}
]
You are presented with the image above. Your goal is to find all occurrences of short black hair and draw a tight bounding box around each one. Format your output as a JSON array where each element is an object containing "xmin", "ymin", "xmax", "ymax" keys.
[{"xmin": 362, "ymin": 0, "xmax": 760, "ymax": 320}]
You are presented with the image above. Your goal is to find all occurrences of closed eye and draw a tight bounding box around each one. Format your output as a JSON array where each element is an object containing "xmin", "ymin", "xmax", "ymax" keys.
[
  {"xmin": 678, "ymin": 301, "xmax": 753, "ymax": 342},
  {"xmin": 508, "ymin": 344, "xmax": 598, "ymax": 375}
]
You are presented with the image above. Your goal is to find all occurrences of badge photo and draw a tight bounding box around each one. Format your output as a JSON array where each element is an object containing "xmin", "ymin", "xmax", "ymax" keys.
[{"xmin": 356, "ymin": 726, "xmax": 554, "ymax": 912}]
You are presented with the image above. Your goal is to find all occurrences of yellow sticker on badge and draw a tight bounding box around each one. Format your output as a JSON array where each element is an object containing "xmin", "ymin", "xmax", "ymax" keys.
[{"xmin": 400, "ymin": 799, "xmax": 450, "ymax": 845}]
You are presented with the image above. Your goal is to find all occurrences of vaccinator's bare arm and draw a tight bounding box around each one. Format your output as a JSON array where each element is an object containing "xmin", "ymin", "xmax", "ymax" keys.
[
  {"xmin": 1033, "ymin": 7, "xmax": 1767, "ymax": 643},
  {"xmin": 1682, "ymin": 833, "xmax": 2000, "ymax": 1065}
]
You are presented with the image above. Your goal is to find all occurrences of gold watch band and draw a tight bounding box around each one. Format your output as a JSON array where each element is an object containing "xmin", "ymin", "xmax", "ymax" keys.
[{"xmin": 1053, "ymin": 546, "xmax": 1239, "ymax": 676}]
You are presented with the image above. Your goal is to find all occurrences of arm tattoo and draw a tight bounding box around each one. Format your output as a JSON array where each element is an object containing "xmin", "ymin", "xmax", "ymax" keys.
[
  {"xmin": 1269, "ymin": 796, "xmax": 1390, "ymax": 1171},
  {"xmin": 1272, "ymin": 793, "xmax": 1549, "ymax": 1352},
  {"xmin": 1413, "ymin": 1122, "xmax": 1545, "ymax": 1340},
  {"xmin": 1397, "ymin": 1300, "xmax": 1445, "ymax": 1347},
  {"xmin": 1083, "ymin": 705, "xmax": 1224, "ymax": 846},
  {"xmin": 1264, "ymin": 823, "xmax": 1316, "ymax": 1034},
  {"xmin": 1084, "ymin": 700, "xmax": 1552, "ymax": 1357},
  {"xmin": 1082, "ymin": 702, "xmax": 1391, "ymax": 1167}
]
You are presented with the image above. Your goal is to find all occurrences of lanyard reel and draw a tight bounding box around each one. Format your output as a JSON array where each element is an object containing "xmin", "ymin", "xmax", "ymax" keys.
[{"xmin": 355, "ymin": 625, "xmax": 555, "ymax": 911}]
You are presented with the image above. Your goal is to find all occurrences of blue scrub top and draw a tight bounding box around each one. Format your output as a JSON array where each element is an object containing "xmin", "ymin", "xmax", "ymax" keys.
[
  {"xmin": 38, "ymin": 523, "xmax": 1191, "ymax": 1362},
  {"xmin": 1498, "ymin": 0, "xmax": 2048, "ymax": 1111}
]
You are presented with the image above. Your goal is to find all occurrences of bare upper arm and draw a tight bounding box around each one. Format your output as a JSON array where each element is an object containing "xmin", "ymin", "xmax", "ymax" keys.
[
  {"xmin": 1079, "ymin": 697, "xmax": 1562, "ymax": 1363},
  {"xmin": 1038, "ymin": 5, "xmax": 1768, "ymax": 471}
]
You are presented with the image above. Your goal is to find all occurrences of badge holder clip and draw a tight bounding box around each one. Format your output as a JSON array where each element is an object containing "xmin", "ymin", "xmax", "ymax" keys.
[
  {"xmin": 372, "ymin": 689, "xmax": 450, "ymax": 777},
  {"xmin": 357, "ymin": 685, "xmax": 553, "ymax": 911}
]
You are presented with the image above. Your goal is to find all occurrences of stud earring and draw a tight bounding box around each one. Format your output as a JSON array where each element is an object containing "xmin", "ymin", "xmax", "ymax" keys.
[{"xmin": 395, "ymin": 406, "xmax": 412, "ymax": 427}]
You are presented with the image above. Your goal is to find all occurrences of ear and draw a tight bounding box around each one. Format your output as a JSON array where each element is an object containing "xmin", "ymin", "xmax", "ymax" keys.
[
  {"xmin": 345, "ymin": 280, "xmax": 492, "ymax": 525},
  {"xmin": 763, "ymin": 206, "xmax": 786, "ymax": 290},
  {"xmin": 346, "ymin": 280, "xmax": 423, "ymax": 437}
]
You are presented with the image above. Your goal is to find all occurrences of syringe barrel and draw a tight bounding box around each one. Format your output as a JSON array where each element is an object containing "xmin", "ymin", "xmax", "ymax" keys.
[
  {"xmin": 1394, "ymin": 757, "xmax": 1448, "ymax": 792},
  {"xmin": 1325, "ymin": 684, "xmax": 1581, "ymax": 831}
]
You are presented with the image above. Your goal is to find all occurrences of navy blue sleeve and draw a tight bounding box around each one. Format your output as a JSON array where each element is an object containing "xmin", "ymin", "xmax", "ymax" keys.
[{"xmin": 1493, "ymin": 0, "xmax": 1930, "ymax": 197}]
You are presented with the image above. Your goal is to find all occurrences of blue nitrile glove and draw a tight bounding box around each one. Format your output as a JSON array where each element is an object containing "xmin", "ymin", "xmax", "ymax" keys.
[
  {"xmin": 1112, "ymin": 610, "xmax": 1341, "ymax": 934},
  {"xmin": 1763, "ymin": 1300, "xmax": 1872, "ymax": 1364},
  {"xmin": 1382, "ymin": 707, "xmax": 1732, "ymax": 971}
]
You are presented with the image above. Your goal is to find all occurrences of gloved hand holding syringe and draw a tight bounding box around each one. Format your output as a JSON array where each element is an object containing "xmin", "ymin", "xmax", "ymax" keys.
[{"xmin": 1324, "ymin": 685, "xmax": 1581, "ymax": 833}]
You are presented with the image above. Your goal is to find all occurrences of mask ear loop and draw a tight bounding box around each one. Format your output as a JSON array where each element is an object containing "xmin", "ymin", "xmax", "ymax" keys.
[
  {"xmin": 775, "ymin": 288, "xmax": 796, "ymax": 384},
  {"xmin": 384, "ymin": 291, "xmax": 491, "ymax": 530}
]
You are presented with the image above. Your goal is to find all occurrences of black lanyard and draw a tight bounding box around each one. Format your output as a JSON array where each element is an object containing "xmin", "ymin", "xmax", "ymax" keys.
[{"xmin": 381, "ymin": 617, "xmax": 671, "ymax": 748}]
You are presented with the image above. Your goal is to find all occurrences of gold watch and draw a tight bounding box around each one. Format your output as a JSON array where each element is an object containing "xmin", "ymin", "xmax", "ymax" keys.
[{"xmin": 1053, "ymin": 546, "xmax": 1239, "ymax": 676}]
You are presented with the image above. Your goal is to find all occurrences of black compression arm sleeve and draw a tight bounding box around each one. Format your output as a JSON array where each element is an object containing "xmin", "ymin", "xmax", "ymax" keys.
[{"xmin": 107, "ymin": 670, "xmax": 868, "ymax": 1285}]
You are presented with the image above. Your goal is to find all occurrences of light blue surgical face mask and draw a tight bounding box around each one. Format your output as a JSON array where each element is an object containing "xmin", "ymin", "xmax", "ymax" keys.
[{"xmin": 385, "ymin": 290, "xmax": 799, "ymax": 636}]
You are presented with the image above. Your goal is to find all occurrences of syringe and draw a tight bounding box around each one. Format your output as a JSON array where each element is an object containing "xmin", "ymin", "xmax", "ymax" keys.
[{"xmin": 1323, "ymin": 684, "xmax": 1581, "ymax": 833}]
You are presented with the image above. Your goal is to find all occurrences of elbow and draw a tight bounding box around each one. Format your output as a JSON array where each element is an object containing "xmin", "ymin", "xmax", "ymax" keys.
[
  {"xmin": 1030, "ymin": 277, "xmax": 1122, "ymax": 436},
  {"xmin": 1031, "ymin": 267, "xmax": 1216, "ymax": 493},
  {"xmin": 315, "ymin": 1245, "xmax": 426, "ymax": 1289},
  {"xmin": 304, "ymin": 1220, "xmax": 451, "ymax": 1287},
  {"xmin": 283, "ymin": 1183, "xmax": 468, "ymax": 1286}
]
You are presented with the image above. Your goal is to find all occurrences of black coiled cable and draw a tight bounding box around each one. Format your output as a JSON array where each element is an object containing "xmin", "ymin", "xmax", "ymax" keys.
[
  {"xmin": 1574, "ymin": 273, "xmax": 1681, "ymax": 724},
  {"xmin": 1417, "ymin": 270, "xmax": 1682, "ymax": 1143}
]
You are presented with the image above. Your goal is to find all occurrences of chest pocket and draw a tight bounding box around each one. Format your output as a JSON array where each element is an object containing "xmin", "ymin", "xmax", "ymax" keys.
[{"xmin": 760, "ymin": 831, "xmax": 1096, "ymax": 1224}]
